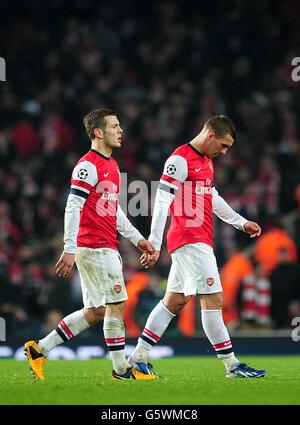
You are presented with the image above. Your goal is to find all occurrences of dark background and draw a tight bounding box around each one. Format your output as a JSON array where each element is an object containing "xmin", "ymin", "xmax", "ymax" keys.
[{"xmin": 0, "ymin": 0, "xmax": 300, "ymax": 341}]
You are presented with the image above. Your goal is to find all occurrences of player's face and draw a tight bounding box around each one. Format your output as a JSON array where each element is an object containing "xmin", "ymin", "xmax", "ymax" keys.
[
  {"xmin": 206, "ymin": 132, "xmax": 234, "ymax": 158},
  {"xmin": 103, "ymin": 115, "xmax": 123, "ymax": 149}
]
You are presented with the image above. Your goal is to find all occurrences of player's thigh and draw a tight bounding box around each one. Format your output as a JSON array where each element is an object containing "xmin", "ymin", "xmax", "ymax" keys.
[
  {"xmin": 75, "ymin": 248, "xmax": 127, "ymax": 307},
  {"xmin": 166, "ymin": 261, "xmax": 183, "ymax": 293},
  {"xmin": 190, "ymin": 243, "xmax": 222, "ymax": 295},
  {"xmin": 167, "ymin": 249, "xmax": 198, "ymax": 296}
]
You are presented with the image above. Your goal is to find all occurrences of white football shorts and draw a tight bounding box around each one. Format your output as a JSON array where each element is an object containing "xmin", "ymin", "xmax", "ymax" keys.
[
  {"xmin": 167, "ymin": 242, "xmax": 222, "ymax": 296},
  {"xmin": 75, "ymin": 247, "xmax": 128, "ymax": 307}
]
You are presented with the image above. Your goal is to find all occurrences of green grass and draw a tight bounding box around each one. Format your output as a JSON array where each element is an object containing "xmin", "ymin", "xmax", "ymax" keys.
[{"xmin": 0, "ymin": 356, "xmax": 299, "ymax": 405}]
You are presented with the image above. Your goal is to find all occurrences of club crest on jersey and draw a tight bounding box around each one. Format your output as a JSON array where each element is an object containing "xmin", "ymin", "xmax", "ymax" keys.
[
  {"xmin": 208, "ymin": 161, "xmax": 213, "ymax": 171},
  {"xmin": 166, "ymin": 164, "xmax": 176, "ymax": 175},
  {"xmin": 77, "ymin": 168, "xmax": 88, "ymax": 180},
  {"xmin": 207, "ymin": 277, "xmax": 214, "ymax": 286},
  {"xmin": 114, "ymin": 284, "xmax": 122, "ymax": 293}
]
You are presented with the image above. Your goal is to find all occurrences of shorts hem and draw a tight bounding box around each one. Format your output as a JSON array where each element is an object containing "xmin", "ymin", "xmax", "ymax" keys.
[{"xmin": 166, "ymin": 289, "xmax": 223, "ymax": 295}]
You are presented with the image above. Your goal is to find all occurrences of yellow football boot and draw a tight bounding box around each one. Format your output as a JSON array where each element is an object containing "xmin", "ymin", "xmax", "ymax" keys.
[
  {"xmin": 112, "ymin": 367, "xmax": 157, "ymax": 380},
  {"xmin": 24, "ymin": 340, "xmax": 46, "ymax": 381}
]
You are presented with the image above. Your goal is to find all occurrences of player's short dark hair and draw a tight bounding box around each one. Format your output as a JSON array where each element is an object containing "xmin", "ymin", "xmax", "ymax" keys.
[
  {"xmin": 83, "ymin": 108, "xmax": 116, "ymax": 140},
  {"xmin": 204, "ymin": 115, "xmax": 237, "ymax": 141}
]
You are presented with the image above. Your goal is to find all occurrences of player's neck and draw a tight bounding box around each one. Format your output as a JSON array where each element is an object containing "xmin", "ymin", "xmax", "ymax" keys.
[
  {"xmin": 91, "ymin": 141, "xmax": 113, "ymax": 158},
  {"xmin": 189, "ymin": 137, "xmax": 205, "ymax": 156}
]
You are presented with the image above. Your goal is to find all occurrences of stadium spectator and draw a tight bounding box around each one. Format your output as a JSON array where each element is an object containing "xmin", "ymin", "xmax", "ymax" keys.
[
  {"xmin": 134, "ymin": 274, "xmax": 166, "ymax": 331},
  {"xmin": 11, "ymin": 119, "xmax": 40, "ymax": 158},
  {"xmin": 254, "ymin": 225, "xmax": 297, "ymax": 274},
  {"xmin": 221, "ymin": 249, "xmax": 254, "ymax": 327},
  {"xmin": 270, "ymin": 248, "xmax": 300, "ymax": 328},
  {"xmin": 240, "ymin": 262, "xmax": 272, "ymax": 328}
]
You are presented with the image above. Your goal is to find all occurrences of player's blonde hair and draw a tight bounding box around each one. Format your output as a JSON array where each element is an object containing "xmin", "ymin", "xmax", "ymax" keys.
[{"xmin": 204, "ymin": 115, "xmax": 236, "ymax": 141}]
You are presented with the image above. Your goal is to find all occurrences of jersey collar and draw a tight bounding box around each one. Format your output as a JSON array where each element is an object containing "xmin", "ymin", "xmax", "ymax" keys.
[
  {"xmin": 90, "ymin": 149, "xmax": 111, "ymax": 160},
  {"xmin": 187, "ymin": 143, "xmax": 204, "ymax": 156}
]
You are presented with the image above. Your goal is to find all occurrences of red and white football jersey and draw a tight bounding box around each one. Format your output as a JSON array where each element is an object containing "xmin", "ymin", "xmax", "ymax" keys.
[
  {"xmin": 70, "ymin": 149, "xmax": 120, "ymax": 250},
  {"xmin": 160, "ymin": 143, "xmax": 214, "ymax": 253}
]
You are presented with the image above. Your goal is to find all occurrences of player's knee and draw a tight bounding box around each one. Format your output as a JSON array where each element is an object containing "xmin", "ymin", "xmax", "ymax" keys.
[
  {"xmin": 217, "ymin": 300, "xmax": 223, "ymax": 309},
  {"xmin": 176, "ymin": 297, "xmax": 191, "ymax": 313},
  {"xmin": 172, "ymin": 304, "xmax": 185, "ymax": 315},
  {"xmin": 200, "ymin": 293, "xmax": 223, "ymax": 310},
  {"xmin": 83, "ymin": 307, "xmax": 105, "ymax": 325},
  {"xmin": 93, "ymin": 306, "xmax": 106, "ymax": 321},
  {"xmin": 214, "ymin": 293, "xmax": 223, "ymax": 309},
  {"xmin": 163, "ymin": 295, "xmax": 190, "ymax": 315},
  {"xmin": 106, "ymin": 301, "xmax": 125, "ymax": 320}
]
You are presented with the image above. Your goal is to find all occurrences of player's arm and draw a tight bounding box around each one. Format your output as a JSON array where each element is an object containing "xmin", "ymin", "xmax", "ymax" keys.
[
  {"xmin": 116, "ymin": 205, "xmax": 155, "ymax": 255},
  {"xmin": 55, "ymin": 161, "xmax": 98, "ymax": 277},
  {"xmin": 141, "ymin": 155, "xmax": 188, "ymax": 268},
  {"xmin": 212, "ymin": 187, "xmax": 261, "ymax": 238}
]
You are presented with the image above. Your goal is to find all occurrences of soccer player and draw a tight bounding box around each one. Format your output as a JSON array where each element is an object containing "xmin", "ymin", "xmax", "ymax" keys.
[
  {"xmin": 24, "ymin": 108, "xmax": 156, "ymax": 381},
  {"xmin": 129, "ymin": 115, "xmax": 266, "ymax": 378}
]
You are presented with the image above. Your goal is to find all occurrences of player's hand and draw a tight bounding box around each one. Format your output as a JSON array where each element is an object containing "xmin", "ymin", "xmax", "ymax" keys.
[
  {"xmin": 140, "ymin": 250, "xmax": 160, "ymax": 269},
  {"xmin": 55, "ymin": 252, "xmax": 75, "ymax": 277},
  {"xmin": 243, "ymin": 221, "xmax": 262, "ymax": 238},
  {"xmin": 137, "ymin": 239, "xmax": 155, "ymax": 256}
]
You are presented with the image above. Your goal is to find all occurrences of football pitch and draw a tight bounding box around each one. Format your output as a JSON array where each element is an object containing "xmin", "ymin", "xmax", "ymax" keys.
[{"xmin": 0, "ymin": 356, "xmax": 299, "ymax": 405}]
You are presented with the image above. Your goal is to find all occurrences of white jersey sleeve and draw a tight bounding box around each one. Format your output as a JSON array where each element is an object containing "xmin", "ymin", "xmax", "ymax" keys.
[
  {"xmin": 117, "ymin": 205, "xmax": 144, "ymax": 246},
  {"xmin": 71, "ymin": 160, "xmax": 98, "ymax": 195},
  {"xmin": 64, "ymin": 194, "xmax": 85, "ymax": 253},
  {"xmin": 212, "ymin": 187, "xmax": 247, "ymax": 231},
  {"xmin": 148, "ymin": 155, "xmax": 187, "ymax": 250},
  {"xmin": 148, "ymin": 188, "xmax": 174, "ymax": 251},
  {"xmin": 162, "ymin": 155, "xmax": 188, "ymax": 183},
  {"xmin": 63, "ymin": 160, "xmax": 98, "ymax": 253}
]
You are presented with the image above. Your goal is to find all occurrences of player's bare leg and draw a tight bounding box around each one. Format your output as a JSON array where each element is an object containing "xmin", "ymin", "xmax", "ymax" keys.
[
  {"xmin": 24, "ymin": 306, "xmax": 105, "ymax": 380},
  {"xmin": 164, "ymin": 292, "xmax": 192, "ymax": 315},
  {"xmin": 84, "ymin": 306, "xmax": 106, "ymax": 325},
  {"xmin": 200, "ymin": 292, "xmax": 266, "ymax": 378}
]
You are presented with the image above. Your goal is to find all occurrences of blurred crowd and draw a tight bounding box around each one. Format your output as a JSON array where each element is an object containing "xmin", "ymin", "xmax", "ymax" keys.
[{"xmin": 1, "ymin": 0, "xmax": 300, "ymax": 339}]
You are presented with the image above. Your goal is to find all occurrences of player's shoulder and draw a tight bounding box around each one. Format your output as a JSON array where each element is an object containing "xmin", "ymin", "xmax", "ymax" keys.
[
  {"xmin": 170, "ymin": 143, "xmax": 191, "ymax": 158},
  {"xmin": 77, "ymin": 149, "xmax": 99, "ymax": 165},
  {"xmin": 71, "ymin": 151, "xmax": 99, "ymax": 182},
  {"xmin": 165, "ymin": 144, "xmax": 190, "ymax": 165},
  {"xmin": 77, "ymin": 149, "xmax": 114, "ymax": 169},
  {"xmin": 110, "ymin": 156, "xmax": 119, "ymax": 167},
  {"xmin": 162, "ymin": 145, "xmax": 189, "ymax": 182}
]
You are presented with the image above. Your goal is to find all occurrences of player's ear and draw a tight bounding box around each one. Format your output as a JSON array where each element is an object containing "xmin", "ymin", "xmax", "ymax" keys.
[
  {"xmin": 94, "ymin": 127, "xmax": 104, "ymax": 139},
  {"xmin": 207, "ymin": 131, "xmax": 215, "ymax": 142}
]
